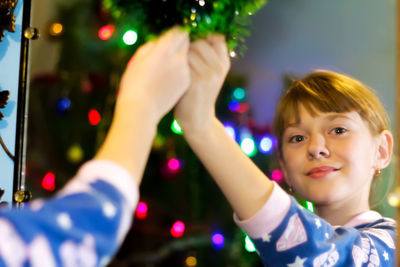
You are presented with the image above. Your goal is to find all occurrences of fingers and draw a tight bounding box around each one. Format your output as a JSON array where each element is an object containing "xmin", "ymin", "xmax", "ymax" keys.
[
  {"xmin": 207, "ymin": 34, "xmax": 228, "ymax": 57},
  {"xmin": 157, "ymin": 26, "xmax": 190, "ymax": 54}
]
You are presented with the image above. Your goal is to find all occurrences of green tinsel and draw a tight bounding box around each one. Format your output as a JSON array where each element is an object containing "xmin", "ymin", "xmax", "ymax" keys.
[{"xmin": 103, "ymin": 0, "xmax": 267, "ymax": 54}]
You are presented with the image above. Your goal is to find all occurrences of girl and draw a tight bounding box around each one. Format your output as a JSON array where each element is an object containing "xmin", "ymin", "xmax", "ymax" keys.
[{"xmin": 174, "ymin": 35, "xmax": 396, "ymax": 266}]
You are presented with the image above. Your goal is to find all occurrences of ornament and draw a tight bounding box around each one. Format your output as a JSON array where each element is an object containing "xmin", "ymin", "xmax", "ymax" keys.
[
  {"xmin": 103, "ymin": 0, "xmax": 267, "ymax": 54},
  {"xmin": 0, "ymin": 0, "xmax": 18, "ymax": 42}
]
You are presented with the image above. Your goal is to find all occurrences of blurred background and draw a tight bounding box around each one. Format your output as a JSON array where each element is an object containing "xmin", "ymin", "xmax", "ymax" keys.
[{"xmin": 27, "ymin": 0, "xmax": 396, "ymax": 266}]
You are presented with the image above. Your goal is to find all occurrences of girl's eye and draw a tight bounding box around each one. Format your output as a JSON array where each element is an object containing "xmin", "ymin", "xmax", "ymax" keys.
[
  {"xmin": 289, "ymin": 135, "xmax": 305, "ymax": 143},
  {"xmin": 331, "ymin": 127, "xmax": 347, "ymax": 135}
]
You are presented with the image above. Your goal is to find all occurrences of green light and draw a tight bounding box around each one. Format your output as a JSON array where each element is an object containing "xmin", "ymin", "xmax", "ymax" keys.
[
  {"xmin": 171, "ymin": 119, "xmax": 183, "ymax": 135},
  {"xmin": 123, "ymin": 30, "xmax": 138, "ymax": 45},
  {"xmin": 233, "ymin": 88, "xmax": 246, "ymax": 100},
  {"xmin": 240, "ymin": 137, "xmax": 257, "ymax": 157},
  {"xmin": 244, "ymin": 235, "xmax": 256, "ymax": 252},
  {"xmin": 306, "ymin": 201, "xmax": 315, "ymax": 213}
]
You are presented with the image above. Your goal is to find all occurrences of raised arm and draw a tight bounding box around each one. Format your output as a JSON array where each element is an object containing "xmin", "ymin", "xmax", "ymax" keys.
[
  {"xmin": 174, "ymin": 35, "xmax": 273, "ymax": 220},
  {"xmin": 0, "ymin": 27, "xmax": 190, "ymax": 266},
  {"xmin": 96, "ymin": 26, "xmax": 190, "ymax": 185}
]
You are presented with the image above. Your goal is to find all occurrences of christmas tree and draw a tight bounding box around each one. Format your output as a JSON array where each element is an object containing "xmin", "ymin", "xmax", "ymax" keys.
[{"xmin": 27, "ymin": 0, "xmax": 314, "ymax": 265}]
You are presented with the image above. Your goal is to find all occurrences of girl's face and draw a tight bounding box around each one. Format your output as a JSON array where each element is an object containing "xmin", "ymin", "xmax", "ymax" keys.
[{"xmin": 280, "ymin": 104, "xmax": 382, "ymax": 206}]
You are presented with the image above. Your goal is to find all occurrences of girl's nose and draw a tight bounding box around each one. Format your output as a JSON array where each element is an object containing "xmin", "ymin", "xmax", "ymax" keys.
[{"xmin": 307, "ymin": 133, "xmax": 330, "ymax": 159}]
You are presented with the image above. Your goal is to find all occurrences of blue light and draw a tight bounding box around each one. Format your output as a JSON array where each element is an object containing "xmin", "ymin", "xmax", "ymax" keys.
[
  {"xmin": 56, "ymin": 98, "xmax": 71, "ymax": 114},
  {"xmin": 228, "ymin": 101, "xmax": 240, "ymax": 112},
  {"xmin": 259, "ymin": 136, "xmax": 273, "ymax": 154}
]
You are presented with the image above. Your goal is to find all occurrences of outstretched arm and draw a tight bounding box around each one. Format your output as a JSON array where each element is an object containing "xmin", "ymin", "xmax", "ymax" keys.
[
  {"xmin": 96, "ymin": 26, "xmax": 190, "ymax": 185},
  {"xmin": 0, "ymin": 27, "xmax": 190, "ymax": 266},
  {"xmin": 174, "ymin": 35, "xmax": 273, "ymax": 220}
]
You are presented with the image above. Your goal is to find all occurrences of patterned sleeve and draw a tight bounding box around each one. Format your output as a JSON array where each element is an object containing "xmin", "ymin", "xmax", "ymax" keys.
[
  {"xmin": 0, "ymin": 159, "xmax": 139, "ymax": 267},
  {"xmin": 235, "ymin": 183, "xmax": 396, "ymax": 267}
]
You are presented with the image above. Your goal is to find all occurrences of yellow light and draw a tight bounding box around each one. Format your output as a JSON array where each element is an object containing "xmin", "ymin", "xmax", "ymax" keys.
[
  {"xmin": 185, "ymin": 256, "xmax": 197, "ymax": 266},
  {"xmin": 49, "ymin": 23, "xmax": 63, "ymax": 36},
  {"xmin": 67, "ymin": 144, "xmax": 84, "ymax": 163},
  {"xmin": 388, "ymin": 190, "xmax": 400, "ymax": 207}
]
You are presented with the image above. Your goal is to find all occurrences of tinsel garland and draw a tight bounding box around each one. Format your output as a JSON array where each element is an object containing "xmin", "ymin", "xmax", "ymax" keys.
[{"xmin": 103, "ymin": 0, "xmax": 267, "ymax": 54}]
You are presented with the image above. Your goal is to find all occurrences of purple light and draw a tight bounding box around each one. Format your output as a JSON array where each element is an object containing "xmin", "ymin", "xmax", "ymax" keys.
[
  {"xmin": 168, "ymin": 158, "xmax": 181, "ymax": 170},
  {"xmin": 212, "ymin": 233, "xmax": 224, "ymax": 249},
  {"xmin": 228, "ymin": 101, "xmax": 240, "ymax": 112},
  {"xmin": 271, "ymin": 170, "xmax": 283, "ymax": 181}
]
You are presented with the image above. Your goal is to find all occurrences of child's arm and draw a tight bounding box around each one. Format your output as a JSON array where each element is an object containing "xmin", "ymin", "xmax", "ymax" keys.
[
  {"xmin": 96, "ymin": 26, "xmax": 190, "ymax": 184},
  {"xmin": 0, "ymin": 27, "xmax": 190, "ymax": 266},
  {"xmin": 175, "ymin": 35, "xmax": 274, "ymax": 220}
]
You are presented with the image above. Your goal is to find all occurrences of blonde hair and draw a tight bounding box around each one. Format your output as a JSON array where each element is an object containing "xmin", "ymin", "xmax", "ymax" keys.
[{"xmin": 273, "ymin": 70, "xmax": 390, "ymax": 154}]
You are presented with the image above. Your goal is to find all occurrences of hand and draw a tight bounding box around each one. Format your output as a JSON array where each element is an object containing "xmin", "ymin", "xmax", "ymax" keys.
[
  {"xmin": 174, "ymin": 34, "xmax": 230, "ymax": 133},
  {"xmin": 115, "ymin": 26, "xmax": 190, "ymax": 124}
]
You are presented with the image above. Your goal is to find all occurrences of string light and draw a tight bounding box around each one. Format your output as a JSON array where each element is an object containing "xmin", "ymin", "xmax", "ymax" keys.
[
  {"xmin": 237, "ymin": 103, "xmax": 249, "ymax": 113},
  {"xmin": 212, "ymin": 232, "xmax": 224, "ymax": 249},
  {"xmin": 123, "ymin": 30, "xmax": 138, "ymax": 45},
  {"xmin": 171, "ymin": 119, "xmax": 183, "ymax": 135},
  {"xmin": 271, "ymin": 170, "xmax": 283, "ymax": 182},
  {"xmin": 185, "ymin": 256, "xmax": 197, "ymax": 266},
  {"xmin": 49, "ymin": 22, "xmax": 63, "ymax": 37},
  {"xmin": 42, "ymin": 172, "xmax": 56, "ymax": 191},
  {"xmin": 244, "ymin": 235, "xmax": 256, "ymax": 252},
  {"xmin": 305, "ymin": 201, "xmax": 315, "ymax": 213},
  {"xmin": 233, "ymin": 88, "xmax": 246, "ymax": 101},
  {"xmin": 259, "ymin": 136, "xmax": 273, "ymax": 154},
  {"xmin": 223, "ymin": 123, "xmax": 236, "ymax": 140},
  {"xmin": 67, "ymin": 144, "xmax": 84, "ymax": 163},
  {"xmin": 240, "ymin": 137, "xmax": 257, "ymax": 157},
  {"xmin": 98, "ymin": 25, "xmax": 115, "ymax": 40},
  {"xmin": 167, "ymin": 158, "xmax": 181, "ymax": 171},
  {"xmin": 228, "ymin": 101, "xmax": 240, "ymax": 112},
  {"xmin": 135, "ymin": 202, "xmax": 148, "ymax": 219},
  {"xmin": 152, "ymin": 134, "xmax": 165, "ymax": 150},
  {"xmin": 171, "ymin": 221, "xmax": 185, "ymax": 238},
  {"xmin": 88, "ymin": 109, "xmax": 101, "ymax": 126},
  {"xmin": 56, "ymin": 98, "xmax": 71, "ymax": 114}
]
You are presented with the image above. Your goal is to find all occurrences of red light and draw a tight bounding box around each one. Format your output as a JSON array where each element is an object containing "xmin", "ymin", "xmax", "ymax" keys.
[
  {"xmin": 98, "ymin": 25, "xmax": 114, "ymax": 40},
  {"xmin": 167, "ymin": 158, "xmax": 180, "ymax": 171},
  {"xmin": 170, "ymin": 221, "xmax": 185, "ymax": 238},
  {"xmin": 42, "ymin": 172, "xmax": 56, "ymax": 191},
  {"xmin": 238, "ymin": 103, "xmax": 249, "ymax": 113},
  {"xmin": 88, "ymin": 109, "xmax": 101, "ymax": 126},
  {"xmin": 135, "ymin": 202, "xmax": 148, "ymax": 219}
]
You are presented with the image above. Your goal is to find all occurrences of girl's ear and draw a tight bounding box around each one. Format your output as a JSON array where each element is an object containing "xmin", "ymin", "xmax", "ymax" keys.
[
  {"xmin": 279, "ymin": 158, "xmax": 291, "ymax": 186},
  {"xmin": 374, "ymin": 130, "xmax": 393, "ymax": 170}
]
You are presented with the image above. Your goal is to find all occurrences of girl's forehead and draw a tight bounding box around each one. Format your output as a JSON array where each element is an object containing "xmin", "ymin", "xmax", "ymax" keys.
[{"xmin": 286, "ymin": 104, "xmax": 361, "ymax": 126}]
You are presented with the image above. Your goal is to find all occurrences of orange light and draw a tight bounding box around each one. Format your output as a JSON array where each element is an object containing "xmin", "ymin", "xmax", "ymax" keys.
[{"xmin": 49, "ymin": 23, "xmax": 63, "ymax": 36}]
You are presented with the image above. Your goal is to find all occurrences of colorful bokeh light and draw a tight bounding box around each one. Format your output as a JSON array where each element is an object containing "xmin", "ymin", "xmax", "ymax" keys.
[
  {"xmin": 99, "ymin": 25, "xmax": 115, "ymax": 40},
  {"xmin": 42, "ymin": 172, "xmax": 56, "ymax": 191},
  {"xmin": 170, "ymin": 221, "xmax": 185, "ymax": 238}
]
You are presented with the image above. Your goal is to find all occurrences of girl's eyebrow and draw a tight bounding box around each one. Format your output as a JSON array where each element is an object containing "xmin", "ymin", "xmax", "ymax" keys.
[
  {"xmin": 286, "ymin": 114, "xmax": 352, "ymax": 128},
  {"xmin": 324, "ymin": 114, "xmax": 353, "ymax": 121}
]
